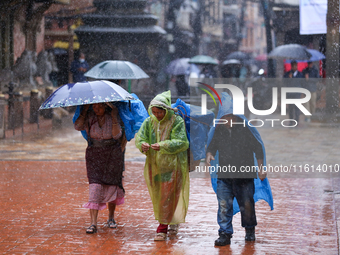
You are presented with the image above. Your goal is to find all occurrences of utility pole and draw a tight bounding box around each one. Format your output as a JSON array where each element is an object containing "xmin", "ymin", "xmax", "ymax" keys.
[
  {"xmin": 325, "ymin": 0, "xmax": 340, "ymax": 114},
  {"xmin": 260, "ymin": 0, "xmax": 275, "ymax": 77},
  {"xmin": 236, "ymin": 0, "xmax": 247, "ymax": 50},
  {"xmin": 192, "ymin": 0, "xmax": 203, "ymax": 55},
  {"xmin": 165, "ymin": 0, "xmax": 185, "ymax": 58}
]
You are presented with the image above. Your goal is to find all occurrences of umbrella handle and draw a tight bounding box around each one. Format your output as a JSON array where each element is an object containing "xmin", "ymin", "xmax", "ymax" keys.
[
  {"xmin": 105, "ymin": 102, "xmax": 115, "ymax": 109},
  {"xmin": 128, "ymin": 79, "xmax": 131, "ymax": 93}
]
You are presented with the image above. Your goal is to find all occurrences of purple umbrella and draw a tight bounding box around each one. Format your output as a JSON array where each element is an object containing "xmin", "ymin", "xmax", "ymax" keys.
[
  {"xmin": 39, "ymin": 80, "xmax": 135, "ymax": 109},
  {"xmin": 165, "ymin": 58, "xmax": 191, "ymax": 75}
]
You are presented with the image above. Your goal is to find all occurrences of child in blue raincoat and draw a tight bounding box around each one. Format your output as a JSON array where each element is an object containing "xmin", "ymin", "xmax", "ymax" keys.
[{"xmin": 206, "ymin": 92, "xmax": 273, "ymax": 246}]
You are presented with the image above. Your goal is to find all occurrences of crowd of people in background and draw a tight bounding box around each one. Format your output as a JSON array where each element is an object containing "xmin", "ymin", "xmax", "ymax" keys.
[{"xmin": 283, "ymin": 60, "xmax": 320, "ymax": 124}]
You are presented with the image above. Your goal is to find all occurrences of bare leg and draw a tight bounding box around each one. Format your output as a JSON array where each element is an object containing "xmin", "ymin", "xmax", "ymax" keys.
[
  {"xmin": 90, "ymin": 209, "xmax": 98, "ymax": 226},
  {"xmin": 86, "ymin": 209, "xmax": 99, "ymax": 233},
  {"xmin": 108, "ymin": 203, "xmax": 116, "ymax": 220},
  {"xmin": 107, "ymin": 203, "xmax": 117, "ymax": 228}
]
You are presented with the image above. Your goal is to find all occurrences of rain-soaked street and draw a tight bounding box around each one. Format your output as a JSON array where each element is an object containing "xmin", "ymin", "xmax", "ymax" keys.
[{"xmin": 1, "ymin": 116, "xmax": 340, "ymax": 254}]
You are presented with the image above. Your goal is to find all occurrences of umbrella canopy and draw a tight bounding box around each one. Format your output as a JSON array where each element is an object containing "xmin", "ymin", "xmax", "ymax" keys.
[
  {"xmin": 165, "ymin": 58, "xmax": 190, "ymax": 75},
  {"xmin": 307, "ymin": 49, "xmax": 326, "ymax": 61},
  {"xmin": 285, "ymin": 49, "xmax": 325, "ymax": 63},
  {"xmin": 39, "ymin": 80, "xmax": 136, "ymax": 110},
  {"xmin": 226, "ymin": 51, "xmax": 250, "ymax": 61},
  {"xmin": 268, "ymin": 44, "xmax": 312, "ymax": 60},
  {"xmin": 185, "ymin": 63, "xmax": 201, "ymax": 80},
  {"xmin": 188, "ymin": 55, "xmax": 218, "ymax": 65},
  {"xmin": 84, "ymin": 60, "xmax": 149, "ymax": 80},
  {"xmin": 255, "ymin": 54, "xmax": 267, "ymax": 61},
  {"xmin": 50, "ymin": 48, "xmax": 68, "ymax": 55},
  {"xmin": 221, "ymin": 59, "xmax": 241, "ymax": 65}
]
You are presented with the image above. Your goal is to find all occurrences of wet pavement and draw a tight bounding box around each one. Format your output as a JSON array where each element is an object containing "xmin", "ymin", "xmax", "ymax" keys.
[{"xmin": 1, "ymin": 116, "xmax": 340, "ymax": 254}]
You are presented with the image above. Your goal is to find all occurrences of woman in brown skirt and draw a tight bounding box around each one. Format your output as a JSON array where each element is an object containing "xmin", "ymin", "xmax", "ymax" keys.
[{"xmin": 74, "ymin": 103, "xmax": 126, "ymax": 234}]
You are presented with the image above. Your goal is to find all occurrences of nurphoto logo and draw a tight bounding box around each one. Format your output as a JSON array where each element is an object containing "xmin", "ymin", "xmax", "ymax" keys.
[{"xmin": 199, "ymin": 83, "xmax": 312, "ymax": 128}]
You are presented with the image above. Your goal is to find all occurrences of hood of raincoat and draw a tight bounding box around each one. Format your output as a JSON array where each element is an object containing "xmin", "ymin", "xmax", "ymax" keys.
[
  {"xmin": 135, "ymin": 90, "xmax": 190, "ymax": 225},
  {"xmin": 148, "ymin": 90, "xmax": 177, "ymax": 123},
  {"xmin": 209, "ymin": 92, "xmax": 265, "ymax": 157},
  {"xmin": 215, "ymin": 92, "xmax": 235, "ymax": 119},
  {"xmin": 207, "ymin": 92, "xmax": 274, "ymax": 214}
]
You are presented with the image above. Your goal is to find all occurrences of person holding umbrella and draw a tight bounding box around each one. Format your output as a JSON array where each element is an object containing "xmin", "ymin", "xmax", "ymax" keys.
[
  {"xmin": 135, "ymin": 90, "xmax": 189, "ymax": 241},
  {"xmin": 174, "ymin": 75, "xmax": 189, "ymax": 96},
  {"xmin": 302, "ymin": 61, "xmax": 320, "ymax": 122},
  {"xmin": 39, "ymin": 80, "xmax": 145, "ymax": 234},
  {"xmin": 283, "ymin": 60, "xmax": 304, "ymax": 124},
  {"xmin": 74, "ymin": 102, "xmax": 126, "ymax": 234},
  {"xmin": 165, "ymin": 58, "xmax": 190, "ymax": 96}
]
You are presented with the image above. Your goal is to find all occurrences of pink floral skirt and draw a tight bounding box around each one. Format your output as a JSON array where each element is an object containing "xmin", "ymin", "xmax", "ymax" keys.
[{"xmin": 83, "ymin": 183, "xmax": 125, "ymax": 210}]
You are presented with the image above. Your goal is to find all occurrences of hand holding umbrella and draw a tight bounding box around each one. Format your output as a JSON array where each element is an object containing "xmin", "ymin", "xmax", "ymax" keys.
[
  {"xmin": 78, "ymin": 104, "xmax": 90, "ymax": 118},
  {"xmin": 110, "ymin": 104, "xmax": 119, "ymax": 120}
]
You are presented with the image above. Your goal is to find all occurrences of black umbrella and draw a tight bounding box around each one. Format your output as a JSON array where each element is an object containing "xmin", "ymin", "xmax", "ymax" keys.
[
  {"xmin": 226, "ymin": 51, "xmax": 250, "ymax": 61},
  {"xmin": 268, "ymin": 44, "xmax": 312, "ymax": 60}
]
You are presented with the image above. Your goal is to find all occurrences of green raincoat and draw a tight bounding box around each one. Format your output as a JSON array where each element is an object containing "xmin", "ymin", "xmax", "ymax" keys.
[{"xmin": 135, "ymin": 91, "xmax": 189, "ymax": 225}]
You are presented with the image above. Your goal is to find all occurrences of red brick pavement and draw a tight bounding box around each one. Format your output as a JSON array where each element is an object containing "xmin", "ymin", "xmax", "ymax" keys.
[{"xmin": 0, "ymin": 160, "xmax": 338, "ymax": 254}]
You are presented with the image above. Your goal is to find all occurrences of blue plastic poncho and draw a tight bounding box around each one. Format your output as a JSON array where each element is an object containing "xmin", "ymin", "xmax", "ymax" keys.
[
  {"xmin": 171, "ymin": 99, "xmax": 214, "ymax": 161},
  {"xmin": 207, "ymin": 92, "xmax": 274, "ymax": 214},
  {"xmin": 72, "ymin": 93, "xmax": 148, "ymax": 141}
]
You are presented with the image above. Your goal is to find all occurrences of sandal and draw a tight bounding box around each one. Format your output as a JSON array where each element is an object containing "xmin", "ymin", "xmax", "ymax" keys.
[
  {"xmin": 168, "ymin": 224, "xmax": 179, "ymax": 235},
  {"xmin": 107, "ymin": 219, "xmax": 117, "ymax": 228},
  {"xmin": 154, "ymin": 232, "xmax": 167, "ymax": 241},
  {"xmin": 86, "ymin": 225, "xmax": 97, "ymax": 234}
]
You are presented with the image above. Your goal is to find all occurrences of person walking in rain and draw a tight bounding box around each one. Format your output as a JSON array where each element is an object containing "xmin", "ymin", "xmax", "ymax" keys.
[
  {"xmin": 206, "ymin": 92, "xmax": 268, "ymax": 246},
  {"xmin": 175, "ymin": 75, "xmax": 189, "ymax": 96},
  {"xmin": 74, "ymin": 103, "xmax": 126, "ymax": 234},
  {"xmin": 70, "ymin": 52, "xmax": 89, "ymax": 83},
  {"xmin": 302, "ymin": 61, "xmax": 320, "ymax": 122},
  {"xmin": 135, "ymin": 90, "xmax": 189, "ymax": 241},
  {"xmin": 283, "ymin": 60, "xmax": 304, "ymax": 125}
]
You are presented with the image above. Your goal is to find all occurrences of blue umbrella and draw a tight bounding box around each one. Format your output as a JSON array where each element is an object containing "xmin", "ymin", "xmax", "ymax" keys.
[
  {"xmin": 39, "ymin": 80, "xmax": 135, "ymax": 109},
  {"xmin": 307, "ymin": 49, "xmax": 325, "ymax": 61},
  {"xmin": 165, "ymin": 58, "xmax": 190, "ymax": 75},
  {"xmin": 285, "ymin": 49, "xmax": 325, "ymax": 63}
]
